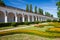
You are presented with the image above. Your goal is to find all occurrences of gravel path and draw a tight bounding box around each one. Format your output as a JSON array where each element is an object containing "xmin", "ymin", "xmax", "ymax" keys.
[{"xmin": 0, "ymin": 25, "xmax": 34, "ymax": 32}]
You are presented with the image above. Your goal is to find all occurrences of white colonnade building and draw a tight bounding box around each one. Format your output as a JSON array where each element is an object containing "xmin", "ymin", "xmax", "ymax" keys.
[{"xmin": 0, "ymin": 6, "xmax": 58, "ymax": 23}]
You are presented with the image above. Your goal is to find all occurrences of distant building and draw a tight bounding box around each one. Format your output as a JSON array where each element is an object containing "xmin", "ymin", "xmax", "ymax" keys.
[{"xmin": 0, "ymin": 6, "xmax": 58, "ymax": 23}]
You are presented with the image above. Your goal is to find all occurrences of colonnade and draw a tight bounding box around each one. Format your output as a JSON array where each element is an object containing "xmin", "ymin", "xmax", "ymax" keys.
[{"xmin": 0, "ymin": 11, "xmax": 47, "ymax": 23}]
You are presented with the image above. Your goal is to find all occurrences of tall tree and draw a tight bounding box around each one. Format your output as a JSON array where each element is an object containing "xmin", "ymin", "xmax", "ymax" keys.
[
  {"xmin": 57, "ymin": 10, "xmax": 60, "ymax": 19},
  {"xmin": 51, "ymin": 14, "xmax": 53, "ymax": 17},
  {"xmin": 0, "ymin": 0, "xmax": 5, "ymax": 6},
  {"xmin": 56, "ymin": 1, "xmax": 60, "ymax": 10},
  {"xmin": 56, "ymin": 1, "xmax": 60, "ymax": 20},
  {"xmin": 26, "ymin": 4, "xmax": 29, "ymax": 12},
  {"xmin": 30, "ymin": 4, "xmax": 32, "ymax": 12},
  {"xmin": 45, "ymin": 12, "xmax": 50, "ymax": 17},
  {"xmin": 38, "ymin": 8, "xmax": 43, "ymax": 15},
  {"xmin": 34, "ymin": 6, "xmax": 37, "ymax": 13}
]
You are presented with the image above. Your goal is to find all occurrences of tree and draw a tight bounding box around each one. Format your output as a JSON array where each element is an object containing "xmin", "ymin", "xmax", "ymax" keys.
[
  {"xmin": 51, "ymin": 14, "xmax": 53, "ymax": 17},
  {"xmin": 56, "ymin": 1, "xmax": 60, "ymax": 21},
  {"xmin": 57, "ymin": 10, "xmax": 60, "ymax": 19},
  {"xmin": 0, "ymin": 0, "xmax": 5, "ymax": 6},
  {"xmin": 34, "ymin": 6, "xmax": 37, "ymax": 13},
  {"xmin": 30, "ymin": 4, "xmax": 32, "ymax": 12},
  {"xmin": 26, "ymin": 4, "xmax": 29, "ymax": 12},
  {"xmin": 38, "ymin": 8, "xmax": 43, "ymax": 15},
  {"xmin": 56, "ymin": 1, "xmax": 60, "ymax": 10},
  {"xmin": 45, "ymin": 12, "xmax": 50, "ymax": 17}
]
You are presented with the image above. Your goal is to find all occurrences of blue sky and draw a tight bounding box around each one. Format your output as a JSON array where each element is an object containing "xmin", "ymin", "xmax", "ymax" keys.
[{"xmin": 3, "ymin": 0, "xmax": 59, "ymax": 18}]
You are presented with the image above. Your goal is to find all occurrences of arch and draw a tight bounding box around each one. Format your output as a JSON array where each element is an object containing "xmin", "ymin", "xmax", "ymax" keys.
[
  {"xmin": 37, "ymin": 16, "xmax": 38, "ymax": 21},
  {"xmin": 29, "ymin": 15, "xmax": 32, "ymax": 22},
  {"xmin": 24, "ymin": 15, "xmax": 28, "ymax": 22},
  {"xmin": 0, "ymin": 11, "xmax": 5, "ymax": 22},
  {"xmin": 7, "ymin": 12, "xmax": 15, "ymax": 22},
  {"xmin": 17, "ymin": 14, "xmax": 22, "ymax": 22},
  {"xmin": 34, "ymin": 16, "xmax": 36, "ymax": 21},
  {"xmin": 39, "ymin": 17, "xmax": 41, "ymax": 21}
]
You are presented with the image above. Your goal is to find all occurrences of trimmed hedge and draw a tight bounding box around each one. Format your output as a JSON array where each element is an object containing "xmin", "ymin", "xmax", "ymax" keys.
[
  {"xmin": 0, "ymin": 23, "xmax": 11, "ymax": 27},
  {"xmin": 0, "ymin": 21, "xmax": 41, "ymax": 27},
  {"xmin": 0, "ymin": 29, "xmax": 60, "ymax": 38}
]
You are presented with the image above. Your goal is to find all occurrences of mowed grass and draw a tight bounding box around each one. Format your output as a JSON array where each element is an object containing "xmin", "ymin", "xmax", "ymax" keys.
[
  {"xmin": 21, "ymin": 26, "xmax": 54, "ymax": 32},
  {"xmin": 0, "ymin": 34, "xmax": 58, "ymax": 40},
  {"xmin": 0, "ymin": 26, "xmax": 14, "ymax": 30}
]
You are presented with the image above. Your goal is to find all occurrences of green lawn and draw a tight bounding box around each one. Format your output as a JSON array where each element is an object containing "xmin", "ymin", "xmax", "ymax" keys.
[
  {"xmin": 0, "ymin": 22, "xmax": 60, "ymax": 40},
  {"xmin": 0, "ymin": 25, "xmax": 28, "ymax": 30},
  {"xmin": 0, "ymin": 34, "xmax": 58, "ymax": 40},
  {"xmin": 21, "ymin": 26, "xmax": 54, "ymax": 32},
  {"xmin": 0, "ymin": 26, "xmax": 14, "ymax": 30}
]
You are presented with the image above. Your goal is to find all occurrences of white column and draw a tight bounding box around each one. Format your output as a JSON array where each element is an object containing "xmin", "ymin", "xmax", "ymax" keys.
[
  {"xmin": 5, "ymin": 12, "xmax": 7, "ymax": 23},
  {"xmin": 28, "ymin": 15, "xmax": 30, "ymax": 22},
  {"xmin": 22, "ymin": 15, "xmax": 24, "ymax": 22},
  {"xmin": 15, "ymin": 13, "xmax": 17, "ymax": 22},
  {"xmin": 38, "ymin": 17, "xmax": 40, "ymax": 21},
  {"xmin": 36, "ymin": 17, "xmax": 37, "ymax": 21},
  {"xmin": 5, "ymin": 16, "xmax": 7, "ymax": 23}
]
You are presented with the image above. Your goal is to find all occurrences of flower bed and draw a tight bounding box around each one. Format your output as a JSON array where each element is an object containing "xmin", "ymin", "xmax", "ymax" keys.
[
  {"xmin": 0, "ymin": 29, "xmax": 60, "ymax": 38},
  {"xmin": 34, "ymin": 23, "xmax": 50, "ymax": 27},
  {"xmin": 46, "ymin": 28, "xmax": 60, "ymax": 33}
]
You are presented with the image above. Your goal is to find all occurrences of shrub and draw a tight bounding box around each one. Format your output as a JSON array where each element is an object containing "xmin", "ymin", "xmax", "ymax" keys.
[
  {"xmin": 47, "ymin": 19, "xmax": 52, "ymax": 22},
  {"xmin": 52, "ymin": 20, "xmax": 58, "ymax": 22},
  {"xmin": 0, "ymin": 23, "xmax": 11, "ymax": 27},
  {"xmin": 24, "ymin": 22, "xmax": 29, "ymax": 25},
  {"xmin": 0, "ymin": 22, "xmax": 41, "ymax": 27},
  {"xmin": 11, "ymin": 23, "xmax": 17, "ymax": 27}
]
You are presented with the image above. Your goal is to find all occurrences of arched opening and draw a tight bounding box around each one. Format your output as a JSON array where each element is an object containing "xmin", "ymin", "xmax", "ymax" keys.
[
  {"xmin": 30, "ymin": 15, "xmax": 32, "ymax": 22},
  {"xmin": 24, "ymin": 15, "xmax": 28, "ymax": 22},
  {"xmin": 39, "ymin": 17, "xmax": 41, "ymax": 21},
  {"xmin": 0, "ymin": 11, "xmax": 5, "ymax": 22},
  {"xmin": 17, "ymin": 14, "xmax": 22, "ymax": 22},
  {"xmin": 34, "ymin": 16, "xmax": 36, "ymax": 21},
  {"xmin": 37, "ymin": 16, "xmax": 38, "ymax": 21},
  {"xmin": 7, "ymin": 12, "xmax": 15, "ymax": 22}
]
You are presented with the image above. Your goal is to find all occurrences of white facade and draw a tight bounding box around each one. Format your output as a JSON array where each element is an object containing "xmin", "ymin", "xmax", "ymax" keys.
[{"xmin": 0, "ymin": 6, "xmax": 58, "ymax": 23}]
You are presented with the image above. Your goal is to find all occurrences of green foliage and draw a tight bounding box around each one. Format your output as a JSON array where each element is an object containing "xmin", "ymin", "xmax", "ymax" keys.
[
  {"xmin": 52, "ymin": 20, "xmax": 58, "ymax": 22},
  {"xmin": 56, "ymin": 1, "xmax": 60, "ymax": 10},
  {"xmin": 1, "ymin": 28, "xmax": 60, "ymax": 38},
  {"xmin": 51, "ymin": 14, "xmax": 53, "ymax": 17},
  {"xmin": 38, "ymin": 8, "xmax": 43, "ymax": 15},
  {"xmin": 46, "ymin": 29, "xmax": 60, "ymax": 33},
  {"xmin": 0, "ymin": 22, "xmax": 41, "ymax": 27},
  {"xmin": 11, "ymin": 23, "xmax": 16, "ymax": 27},
  {"xmin": 34, "ymin": 6, "xmax": 37, "ymax": 13},
  {"xmin": 47, "ymin": 19, "xmax": 51, "ymax": 22},
  {"xmin": 58, "ymin": 19, "xmax": 60, "ymax": 22},
  {"xmin": 56, "ymin": 1, "xmax": 60, "ymax": 19},
  {"xmin": 45, "ymin": 12, "xmax": 51, "ymax": 17},
  {"xmin": 30, "ymin": 4, "xmax": 32, "ymax": 11},
  {"xmin": 30, "ymin": 4, "xmax": 33, "ymax": 12},
  {"xmin": 26, "ymin": 4, "xmax": 29, "ymax": 12},
  {"xmin": 57, "ymin": 10, "xmax": 60, "ymax": 19},
  {"xmin": 0, "ymin": 23, "xmax": 11, "ymax": 27},
  {"xmin": 24, "ymin": 22, "xmax": 29, "ymax": 25},
  {"xmin": 0, "ymin": 0, "xmax": 5, "ymax": 6}
]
